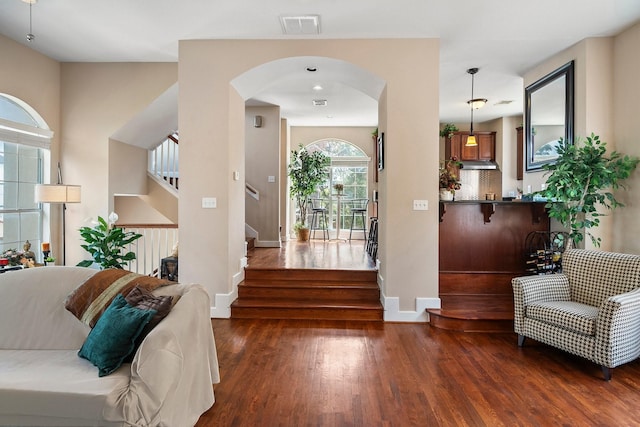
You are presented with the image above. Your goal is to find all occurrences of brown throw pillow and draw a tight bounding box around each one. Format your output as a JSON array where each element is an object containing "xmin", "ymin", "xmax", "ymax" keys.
[
  {"xmin": 65, "ymin": 269, "xmax": 171, "ymax": 328},
  {"xmin": 123, "ymin": 285, "xmax": 176, "ymax": 361}
]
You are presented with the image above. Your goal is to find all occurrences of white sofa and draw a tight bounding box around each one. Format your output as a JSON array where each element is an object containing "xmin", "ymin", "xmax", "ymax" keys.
[{"xmin": 0, "ymin": 266, "xmax": 220, "ymax": 426}]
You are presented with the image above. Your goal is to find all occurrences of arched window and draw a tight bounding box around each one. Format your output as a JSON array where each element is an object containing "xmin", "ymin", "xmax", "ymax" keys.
[
  {"xmin": 0, "ymin": 94, "xmax": 51, "ymax": 258},
  {"xmin": 305, "ymin": 139, "xmax": 370, "ymax": 233}
]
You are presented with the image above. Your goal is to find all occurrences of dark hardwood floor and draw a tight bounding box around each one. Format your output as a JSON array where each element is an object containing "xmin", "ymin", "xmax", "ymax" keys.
[{"xmin": 197, "ymin": 318, "xmax": 640, "ymax": 427}]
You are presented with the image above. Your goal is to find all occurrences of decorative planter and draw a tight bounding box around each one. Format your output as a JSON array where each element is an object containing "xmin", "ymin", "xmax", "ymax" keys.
[
  {"xmin": 296, "ymin": 227, "xmax": 310, "ymax": 242},
  {"xmin": 439, "ymin": 189, "xmax": 454, "ymax": 201}
]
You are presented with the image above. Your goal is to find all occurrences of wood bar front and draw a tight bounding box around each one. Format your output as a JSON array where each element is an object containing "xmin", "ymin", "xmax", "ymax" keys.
[{"xmin": 432, "ymin": 201, "xmax": 550, "ymax": 331}]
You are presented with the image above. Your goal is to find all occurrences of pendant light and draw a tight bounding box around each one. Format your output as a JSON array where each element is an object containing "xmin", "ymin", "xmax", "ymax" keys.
[
  {"xmin": 465, "ymin": 67, "xmax": 487, "ymax": 147},
  {"xmin": 22, "ymin": 0, "xmax": 37, "ymax": 42}
]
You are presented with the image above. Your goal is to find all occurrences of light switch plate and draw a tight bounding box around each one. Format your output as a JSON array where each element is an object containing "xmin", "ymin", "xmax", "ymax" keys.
[
  {"xmin": 268, "ymin": 176, "xmax": 276, "ymax": 183},
  {"xmin": 202, "ymin": 197, "xmax": 217, "ymax": 208},
  {"xmin": 413, "ymin": 200, "xmax": 428, "ymax": 211}
]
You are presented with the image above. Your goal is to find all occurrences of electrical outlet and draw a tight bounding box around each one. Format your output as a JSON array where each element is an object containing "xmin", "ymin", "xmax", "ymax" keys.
[{"xmin": 413, "ymin": 200, "xmax": 428, "ymax": 211}]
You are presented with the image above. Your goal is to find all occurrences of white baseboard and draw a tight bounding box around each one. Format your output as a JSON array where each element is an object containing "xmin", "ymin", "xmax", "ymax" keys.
[
  {"xmin": 209, "ymin": 263, "xmax": 245, "ymax": 318},
  {"xmin": 382, "ymin": 295, "xmax": 440, "ymax": 322},
  {"xmin": 255, "ymin": 240, "xmax": 281, "ymax": 248}
]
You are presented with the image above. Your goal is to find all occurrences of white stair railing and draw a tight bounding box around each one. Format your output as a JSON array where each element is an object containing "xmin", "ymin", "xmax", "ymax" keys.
[
  {"xmin": 120, "ymin": 224, "xmax": 179, "ymax": 277},
  {"xmin": 149, "ymin": 133, "xmax": 179, "ymax": 191}
]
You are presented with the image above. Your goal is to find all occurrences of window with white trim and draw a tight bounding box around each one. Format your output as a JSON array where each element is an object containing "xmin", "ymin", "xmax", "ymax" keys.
[
  {"xmin": 0, "ymin": 94, "xmax": 51, "ymax": 255},
  {"xmin": 306, "ymin": 139, "xmax": 370, "ymax": 232}
]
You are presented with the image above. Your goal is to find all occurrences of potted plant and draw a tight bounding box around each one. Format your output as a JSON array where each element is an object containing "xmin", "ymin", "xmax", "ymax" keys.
[
  {"xmin": 439, "ymin": 123, "xmax": 459, "ymax": 139},
  {"xmin": 537, "ymin": 134, "xmax": 639, "ymax": 247},
  {"xmin": 77, "ymin": 213, "xmax": 143, "ymax": 269},
  {"xmin": 439, "ymin": 157, "xmax": 462, "ymax": 201},
  {"xmin": 288, "ymin": 144, "xmax": 331, "ymax": 241}
]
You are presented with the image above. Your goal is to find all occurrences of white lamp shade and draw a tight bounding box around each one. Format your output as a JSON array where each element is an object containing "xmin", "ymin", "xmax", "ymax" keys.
[{"xmin": 35, "ymin": 184, "xmax": 81, "ymax": 203}]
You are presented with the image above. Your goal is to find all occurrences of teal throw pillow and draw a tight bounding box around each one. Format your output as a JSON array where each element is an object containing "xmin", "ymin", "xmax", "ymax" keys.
[{"xmin": 78, "ymin": 294, "xmax": 157, "ymax": 377}]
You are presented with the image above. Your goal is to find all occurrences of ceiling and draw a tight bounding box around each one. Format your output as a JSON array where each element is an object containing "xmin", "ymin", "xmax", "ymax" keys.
[{"xmin": 1, "ymin": 0, "xmax": 639, "ymax": 127}]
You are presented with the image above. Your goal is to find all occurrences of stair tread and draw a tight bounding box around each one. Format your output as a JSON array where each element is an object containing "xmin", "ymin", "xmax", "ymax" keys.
[
  {"xmin": 427, "ymin": 308, "xmax": 513, "ymax": 321},
  {"xmin": 232, "ymin": 298, "xmax": 383, "ymax": 309},
  {"xmin": 241, "ymin": 280, "xmax": 379, "ymax": 289}
]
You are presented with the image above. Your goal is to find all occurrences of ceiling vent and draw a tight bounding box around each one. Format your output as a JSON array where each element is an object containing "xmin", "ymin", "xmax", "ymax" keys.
[
  {"xmin": 312, "ymin": 99, "xmax": 328, "ymax": 106},
  {"xmin": 280, "ymin": 15, "xmax": 321, "ymax": 35}
]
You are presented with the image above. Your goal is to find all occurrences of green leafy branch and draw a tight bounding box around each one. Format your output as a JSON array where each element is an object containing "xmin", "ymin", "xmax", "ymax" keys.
[
  {"xmin": 538, "ymin": 134, "xmax": 639, "ymax": 247},
  {"xmin": 77, "ymin": 216, "xmax": 142, "ymax": 269}
]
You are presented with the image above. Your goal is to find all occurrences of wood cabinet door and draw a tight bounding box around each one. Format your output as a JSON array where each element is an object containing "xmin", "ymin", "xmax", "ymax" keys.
[
  {"xmin": 477, "ymin": 134, "xmax": 495, "ymax": 160},
  {"xmin": 445, "ymin": 134, "xmax": 462, "ymax": 160},
  {"xmin": 461, "ymin": 135, "xmax": 479, "ymax": 161}
]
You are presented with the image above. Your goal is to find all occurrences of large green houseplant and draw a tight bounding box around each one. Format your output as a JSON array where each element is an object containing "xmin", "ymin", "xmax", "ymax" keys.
[
  {"xmin": 537, "ymin": 134, "xmax": 639, "ymax": 247},
  {"xmin": 77, "ymin": 214, "xmax": 143, "ymax": 269},
  {"xmin": 288, "ymin": 144, "xmax": 330, "ymax": 240}
]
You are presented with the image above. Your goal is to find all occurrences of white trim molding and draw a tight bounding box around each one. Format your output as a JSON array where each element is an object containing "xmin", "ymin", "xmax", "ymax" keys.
[
  {"xmin": 209, "ymin": 262, "xmax": 245, "ymax": 318},
  {"xmin": 382, "ymin": 294, "xmax": 441, "ymax": 322}
]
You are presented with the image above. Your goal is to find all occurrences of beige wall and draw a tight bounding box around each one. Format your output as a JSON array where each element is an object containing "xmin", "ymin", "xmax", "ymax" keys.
[
  {"xmin": 179, "ymin": 39, "xmax": 440, "ymax": 319},
  {"xmin": 613, "ymin": 21, "xmax": 640, "ymax": 254},
  {"xmin": 109, "ymin": 139, "xmax": 148, "ymax": 196},
  {"xmin": 245, "ymin": 105, "xmax": 281, "ymax": 245},
  {"xmin": 60, "ymin": 63, "xmax": 177, "ymax": 263},
  {"xmin": 0, "ymin": 34, "xmax": 63, "ymax": 257},
  {"xmin": 523, "ymin": 36, "xmax": 636, "ymax": 251}
]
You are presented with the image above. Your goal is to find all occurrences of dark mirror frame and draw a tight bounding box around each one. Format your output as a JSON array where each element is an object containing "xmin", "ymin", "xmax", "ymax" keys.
[{"xmin": 525, "ymin": 60, "xmax": 574, "ymax": 171}]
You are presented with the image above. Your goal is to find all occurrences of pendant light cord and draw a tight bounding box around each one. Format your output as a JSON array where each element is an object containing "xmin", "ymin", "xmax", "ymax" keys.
[{"xmin": 470, "ymin": 72, "xmax": 475, "ymax": 135}]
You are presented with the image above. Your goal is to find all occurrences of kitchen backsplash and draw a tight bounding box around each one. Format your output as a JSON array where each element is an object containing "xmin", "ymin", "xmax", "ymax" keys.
[{"xmin": 456, "ymin": 169, "xmax": 503, "ymax": 200}]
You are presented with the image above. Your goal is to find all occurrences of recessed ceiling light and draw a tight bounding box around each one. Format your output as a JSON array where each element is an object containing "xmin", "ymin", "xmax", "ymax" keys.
[
  {"xmin": 313, "ymin": 84, "xmax": 323, "ymax": 91},
  {"xmin": 21, "ymin": 0, "xmax": 37, "ymax": 3},
  {"xmin": 312, "ymin": 99, "xmax": 327, "ymax": 106}
]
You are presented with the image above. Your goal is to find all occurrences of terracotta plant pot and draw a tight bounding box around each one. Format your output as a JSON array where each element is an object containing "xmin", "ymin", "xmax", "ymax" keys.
[{"xmin": 296, "ymin": 227, "xmax": 310, "ymax": 241}]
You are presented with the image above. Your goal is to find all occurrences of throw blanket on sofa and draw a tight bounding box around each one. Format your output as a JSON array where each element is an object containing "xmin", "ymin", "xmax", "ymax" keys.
[{"xmin": 65, "ymin": 269, "xmax": 172, "ymax": 327}]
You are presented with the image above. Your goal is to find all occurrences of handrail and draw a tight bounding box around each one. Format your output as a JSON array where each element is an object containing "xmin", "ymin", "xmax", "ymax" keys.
[{"xmin": 246, "ymin": 182, "xmax": 259, "ymax": 201}]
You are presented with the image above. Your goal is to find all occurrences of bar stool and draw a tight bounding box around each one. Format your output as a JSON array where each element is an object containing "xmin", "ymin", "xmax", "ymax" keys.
[
  {"xmin": 349, "ymin": 198, "xmax": 369, "ymax": 241},
  {"xmin": 309, "ymin": 198, "xmax": 329, "ymax": 240},
  {"xmin": 366, "ymin": 217, "xmax": 378, "ymax": 259}
]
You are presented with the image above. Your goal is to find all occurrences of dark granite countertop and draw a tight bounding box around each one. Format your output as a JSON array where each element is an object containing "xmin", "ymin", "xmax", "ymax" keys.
[{"xmin": 440, "ymin": 199, "xmax": 544, "ymax": 204}]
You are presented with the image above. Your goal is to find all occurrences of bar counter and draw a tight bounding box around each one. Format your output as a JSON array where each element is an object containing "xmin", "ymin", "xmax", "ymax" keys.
[{"xmin": 433, "ymin": 201, "xmax": 550, "ymax": 331}]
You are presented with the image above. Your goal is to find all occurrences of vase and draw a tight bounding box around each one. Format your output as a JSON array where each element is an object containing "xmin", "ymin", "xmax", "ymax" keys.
[{"xmin": 439, "ymin": 189, "xmax": 454, "ymax": 201}]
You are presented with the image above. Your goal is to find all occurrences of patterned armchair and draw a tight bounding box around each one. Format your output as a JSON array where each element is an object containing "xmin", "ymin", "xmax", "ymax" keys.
[{"xmin": 512, "ymin": 249, "xmax": 640, "ymax": 380}]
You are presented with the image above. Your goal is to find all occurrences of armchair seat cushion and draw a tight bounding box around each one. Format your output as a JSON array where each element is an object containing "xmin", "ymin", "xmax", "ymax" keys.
[{"xmin": 527, "ymin": 301, "xmax": 599, "ymax": 336}]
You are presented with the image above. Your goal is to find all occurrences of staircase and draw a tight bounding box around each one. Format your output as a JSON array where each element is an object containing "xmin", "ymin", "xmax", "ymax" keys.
[{"xmin": 231, "ymin": 268, "xmax": 383, "ymax": 321}]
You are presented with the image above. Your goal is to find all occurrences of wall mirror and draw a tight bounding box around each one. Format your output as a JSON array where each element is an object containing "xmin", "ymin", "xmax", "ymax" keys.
[{"xmin": 525, "ymin": 60, "xmax": 574, "ymax": 171}]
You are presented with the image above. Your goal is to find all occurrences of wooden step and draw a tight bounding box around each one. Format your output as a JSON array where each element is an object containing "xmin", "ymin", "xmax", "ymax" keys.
[
  {"xmin": 233, "ymin": 266, "xmax": 382, "ymax": 321},
  {"xmin": 232, "ymin": 299, "xmax": 383, "ymax": 321},
  {"xmin": 238, "ymin": 283, "xmax": 380, "ymax": 302},
  {"xmin": 244, "ymin": 268, "xmax": 377, "ymax": 283},
  {"xmin": 427, "ymin": 308, "xmax": 514, "ymax": 333}
]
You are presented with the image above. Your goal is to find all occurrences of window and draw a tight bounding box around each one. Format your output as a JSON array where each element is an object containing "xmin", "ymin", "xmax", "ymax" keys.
[
  {"xmin": 0, "ymin": 94, "xmax": 51, "ymax": 255},
  {"xmin": 305, "ymin": 139, "xmax": 370, "ymax": 232}
]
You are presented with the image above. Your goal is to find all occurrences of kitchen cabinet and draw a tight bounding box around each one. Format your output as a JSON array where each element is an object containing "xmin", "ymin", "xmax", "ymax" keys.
[{"xmin": 445, "ymin": 131, "xmax": 496, "ymax": 161}]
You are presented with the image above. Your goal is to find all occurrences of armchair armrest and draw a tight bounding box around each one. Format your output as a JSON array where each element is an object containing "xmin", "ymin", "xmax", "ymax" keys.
[
  {"xmin": 512, "ymin": 274, "xmax": 570, "ymax": 333},
  {"xmin": 512, "ymin": 274, "xmax": 571, "ymax": 305},
  {"xmin": 595, "ymin": 288, "xmax": 640, "ymax": 368}
]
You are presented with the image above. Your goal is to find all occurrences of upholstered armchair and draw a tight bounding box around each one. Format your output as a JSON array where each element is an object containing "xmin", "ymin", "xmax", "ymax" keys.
[{"xmin": 512, "ymin": 249, "xmax": 640, "ymax": 380}]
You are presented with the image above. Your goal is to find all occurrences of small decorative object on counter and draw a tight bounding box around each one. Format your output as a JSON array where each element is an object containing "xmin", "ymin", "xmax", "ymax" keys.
[{"xmin": 439, "ymin": 157, "xmax": 462, "ymax": 200}]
